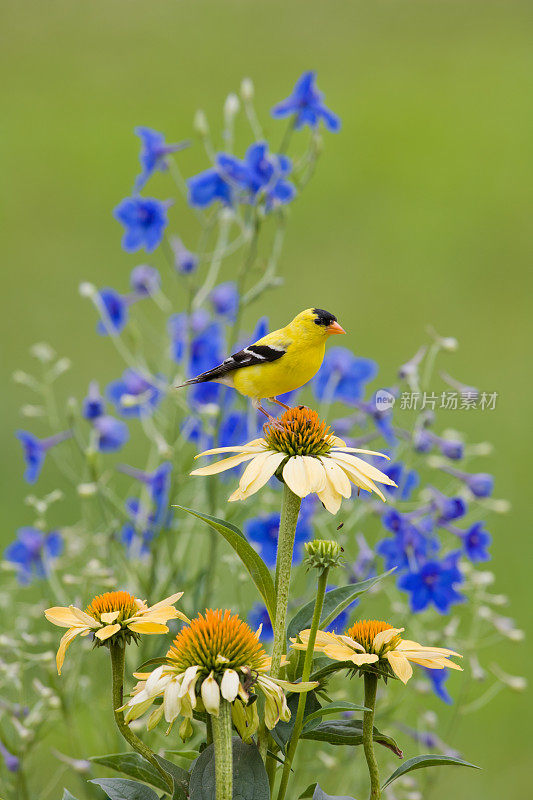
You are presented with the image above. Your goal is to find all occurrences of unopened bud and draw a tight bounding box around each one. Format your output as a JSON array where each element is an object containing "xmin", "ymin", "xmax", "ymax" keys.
[
  {"xmin": 79, "ymin": 281, "xmax": 97, "ymax": 298},
  {"xmin": 304, "ymin": 539, "xmax": 344, "ymax": 571},
  {"xmin": 224, "ymin": 93, "xmax": 240, "ymax": 121},
  {"xmin": 30, "ymin": 343, "xmax": 56, "ymax": 363},
  {"xmin": 193, "ymin": 109, "xmax": 209, "ymax": 137},
  {"xmin": 240, "ymin": 77, "xmax": 254, "ymax": 101},
  {"xmin": 77, "ymin": 482, "xmax": 98, "ymax": 497}
]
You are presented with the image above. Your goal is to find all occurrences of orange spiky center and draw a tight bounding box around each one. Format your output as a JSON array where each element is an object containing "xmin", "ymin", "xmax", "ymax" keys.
[
  {"xmin": 85, "ymin": 591, "xmax": 138, "ymax": 623},
  {"xmin": 264, "ymin": 406, "xmax": 335, "ymax": 456},
  {"xmin": 166, "ymin": 609, "xmax": 267, "ymax": 674},
  {"xmin": 346, "ymin": 620, "xmax": 398, "ymax": 654}
]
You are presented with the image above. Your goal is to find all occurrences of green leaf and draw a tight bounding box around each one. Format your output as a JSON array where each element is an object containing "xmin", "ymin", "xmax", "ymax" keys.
[
  {"xmin": 62, "ymin": 792, "xmax": 79, "ymax": 800},
  {"xmin": 312, "ymin": 785, "xmax": 357, "ymax": 800},
  {"xmin": 90, "ymin": 753, "xmax": 169, "ymax": 793},
  {"xmin": 299, "ymin": 785, "xmax": 317, "ymax": 799},
  {"xmin": 286, "ymin": 570, "xmax": 394, "ymax": 646},
  {"xmin": 90, "ymin": 778, "xmax": 160, "ymax": 800},
  {"xmin": 271, "ymin": 691, "xmax": 322, "ymax": 751},
  {"xmin": 302, "ymin": 701, "xmax": 369, "ymax": 727},
  {"xmin": 175, "ymin": 506, "xmax": 276, "ymax": 624},
  {"xmin": 381, "ymin": 754, "xmax": 481, "ymax": 790},
  {"xmin": 189, "ymin": 737, "xmax": 270, "ymax": 800},
  {"xmin": 164, "ymin": 749, "xmax": 200, "ymax": 761},
  {"xmin": 301, "ymin": 719, "xmax": 403, "ymax": 757},
  {"xmin": 154, "ymin": 754, "xmax": 189, "ymax": 800}
]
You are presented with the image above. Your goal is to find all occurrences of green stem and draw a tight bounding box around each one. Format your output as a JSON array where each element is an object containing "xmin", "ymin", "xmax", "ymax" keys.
[
  {"xmin": 258, "ymin": 484, "xmax": 301, "ymax": 762},
  {"xmin": 109, "ymin": 642, "xmax": 173, "ymax": 795},
  {"xmin": 211, "ymin": 700, "xmax": 233, "ymax": 800},
  {"xmin": 276, "ymin": 567, "xmax": 329, "ymax": 800},
  {"xmin": 363, "ymin": 672, "xmax": 381, "ymax": 800}
]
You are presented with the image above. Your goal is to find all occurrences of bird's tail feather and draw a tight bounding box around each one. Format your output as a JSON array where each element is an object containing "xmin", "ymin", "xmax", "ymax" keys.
[{"xmin": 174, "ymin": 367, "xmax": 223, "ymax": 389}]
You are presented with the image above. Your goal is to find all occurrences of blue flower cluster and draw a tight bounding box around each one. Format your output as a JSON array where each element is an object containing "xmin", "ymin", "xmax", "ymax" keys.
[{"xmin": 4, "ymin": 527, "xmax": 63, "ymax": 585}]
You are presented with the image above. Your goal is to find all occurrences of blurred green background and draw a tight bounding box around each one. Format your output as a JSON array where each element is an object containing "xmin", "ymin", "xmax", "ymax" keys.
[{"xmin": 2, "ymin": 0, "xmax": 532, "ymax": 797}]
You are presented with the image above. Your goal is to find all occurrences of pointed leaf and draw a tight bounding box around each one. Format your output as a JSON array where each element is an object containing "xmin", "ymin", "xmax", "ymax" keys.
[
  {"xmin": 164, "ymin": 749, "xmax": 200, "ymax": 761},
  {"xmin": 90, "ymin": 753, "xmax": 169, "ymax": 793},
  {"xmin": 62, "ymin": 792, "xmax": 79, "ymax": 800},
  {"xmin": 381, "ymin": 754, "xmax": 480, "ymax": 790},
  {"xmin": 301, "ymin": 719, "xmax": 402, "ymax": 757},
  {"xmin": 90, "ymin": 778, "xmax": 159, "ymax": 800},
  {"xmin": 302, "ymin": 701, "xmax": 369, "ymax": 727},
  {"xmin": 286, "ymin": 570, "xmax": 394, "ymax": 646},
  {"xmin": 313, "ymin": 786, "xmax": 357, "ymax": 800},
  {"xmin": 189, "ymin": 738, "xmax": 270, "ymax": 800},
  {"xmin": 175, "ymin": 506, "xmax": 276, "ymax": 624},
  {"xmin": 271, "ymin": 691, "xmax": 322, "ymax": 751},
  {"xmin": 154, "ymin": 754, "xmax": 189, "ymax": 800}
]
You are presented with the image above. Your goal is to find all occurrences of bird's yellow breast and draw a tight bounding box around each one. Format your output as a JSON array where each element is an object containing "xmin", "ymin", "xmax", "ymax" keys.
[{"xmin": 232, "ymin": 341, "xmax": 326, "ymax": 400}]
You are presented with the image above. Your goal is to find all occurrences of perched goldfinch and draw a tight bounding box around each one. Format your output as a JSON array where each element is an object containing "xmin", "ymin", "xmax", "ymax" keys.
[{"xmin": 177, "ymin": 308, "xmax": 345, "ymax": 419}]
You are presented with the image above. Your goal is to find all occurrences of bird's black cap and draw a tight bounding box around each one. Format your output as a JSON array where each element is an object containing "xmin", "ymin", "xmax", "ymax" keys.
[{"xmin": 313, "ymin": 308, "xmax": 337, "ymax": 327}]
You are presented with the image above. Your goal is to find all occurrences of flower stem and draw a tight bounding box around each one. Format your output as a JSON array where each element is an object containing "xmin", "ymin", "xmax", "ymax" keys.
[
  {"xmin": 109, "ymin": 642, "xmax": 173, "ymax": 795},
  {"xmin": 211, "ymin": 700, "xmax": 233, "ymax": 800},
  {"xmin": 363, "ymin": 672, "xmax": 381, "ymax": 800},
  {"xmin": 276, "ymin": 566, "xmax": 329, "ymax": 800},
  {"xmin": 258, "ymin": 484, "xmax": 301, "ymax": 764}
]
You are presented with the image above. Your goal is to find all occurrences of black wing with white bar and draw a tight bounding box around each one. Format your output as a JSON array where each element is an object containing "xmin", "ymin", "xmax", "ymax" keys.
[{"xmin": 180, "ymin": 343, "xmax": 287, "ymax": 385}]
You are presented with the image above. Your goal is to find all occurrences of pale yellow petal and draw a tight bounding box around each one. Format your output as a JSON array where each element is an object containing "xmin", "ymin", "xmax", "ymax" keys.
[
  {"xmin": 331, "ymin": 452, "xmax": 397, "ymax": 487},
  {"xmin": 317, "ymin": 480, "xmax": 342, "ymax": 514},
  {"xmin": 56, "ymin": 627, "xmax": 82, "ymax": 674},
  {"xmin": 68, "ymin": 605, "xmax": 100, "ymax": 627},
  {"xmin": 100, "ymin": 611, "xmax": 121, "ymax": 624},
  {"xmin": 191, "ymin": 452, "xmax": 258, "ymax": 476},
  {"xmin": 322, "ymin": 643, "xmax": 360, "ymax": 661},
  {"xmin": 330, "ymin": 436, "xmax": 347, "ymax": 447},
  {"xmin": 146, "ymin": 592, "xmax": 184, "ymax": 612},
  {"xmin": 386, "ymin": 651, "xmax": 413, "ymax": 684},
  {"xmin": 319, "ymin": 456, "xmax": 352, "ymax": 498},
  {"xmin": 332, "ymin": 447, "xmax": 390, "ymax": 460},
  {"xmin": 372, "ymin": 627, "xmax": 404, "ymax": 651},
  {"xmin": 332, "ymin": 458, "xmax": 386, "ymax": 501},
  {"xmin": 350, "ymin": 653, "xmax": 379, "ymax": 666},
  {"xmin": 302, "ymin": 456, "xmax": 327, "ymax": 492},
  {"xmin": 239, "ymin": 451, "xmax": 275, "ymax": 491},
  {"xmin": 236, "ymin": 452, "xmax": 286, "ymax": 499},
  {"xmin": 127, "ymin": 621, "xmax": 169, "ymax": 634},
  {"xmin": 396, "ymin": 640, "xmax": 462, "ymax": 658},
  {"xmin": 282, "ymin": 456, "xmax": 312, "ymax": 498},
  {"xmin": 45, "ymin": 606, "xmax": 93, "ymax": 629},
  {"xmin": 194, "ymin": 440, "xmax": 265, "ymax": 458},
  {"xmin": 94, "ymin": 623, "xmax": 121, "ymax": 641}
]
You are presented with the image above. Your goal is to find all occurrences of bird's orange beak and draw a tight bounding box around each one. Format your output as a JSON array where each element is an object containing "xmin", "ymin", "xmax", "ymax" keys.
[{"xmin": 328, "ymin": 320, "xmax": 346, "ymax": 335}]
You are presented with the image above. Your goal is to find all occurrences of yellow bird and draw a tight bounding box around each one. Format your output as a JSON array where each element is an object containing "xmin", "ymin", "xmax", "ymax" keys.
[{"xmin": 177, "ymin": 308, "xmax": 345, "ymax": 420}]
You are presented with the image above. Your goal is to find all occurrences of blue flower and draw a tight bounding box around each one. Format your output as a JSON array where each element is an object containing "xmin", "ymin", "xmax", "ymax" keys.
[
  {"xmin": 96, "ymin": 288, "xmax": 130, "ymax": 335},
  {"xmin": 134, "ymin": 127, "xmax": 187, "ymax": 190},
  {"xmin": 218, "ymin": 410, "xmax": 249, "ymax": 450},
  {"xmin": 171, "ymin": 237, "xmax": 198, "ymax": 274},
  {"xmin": 271, "ymin": 71, "xmax": 341, "ymax": 132},
  {"xmin": 82, "ymin": 381, "xmax": 105, "ymax": 420},
  {"xmin": 217, "ymin": 142, "xmax": 295, "ymax": 209},
  {"xmin": 113, "ymin": 196, "xmax": 170, "ymax": 253},
  {"xmin": 314, "ymin": 348, "xmax": 378, "ymax": 405},
  {"xmin": 210, "ymin": 282, "xmax": 239, "ymax": 320},
  {"xmin": 119, "ymin": 462, "xmax": 172, "ymax": 523},
  {"xmin": 130, "ymin": 264, "xmax": 161, "ymax": 297},
  {"xmin": 4, "ymin": 527, "xmax": 63, "ymax": 584},
  {"xmin": 187, "ymin": 168, "xmax": 233, "ymax": 208},
  {"xmin": 16, "ymin": 430, "xmax": 72, "ymax": 484},
  {"xmin": 248, "ymin": 604, "xmax": 273, "ymax": 640},
  {"xmin": 376, "ymin": 523, "xmax": 430, "ymax": 572},
  {"xmin": 431, "ymin": 490, "xmax": 467, "ymax": 524},
  {"xmin": 0, "ymin": 741, "xmax": 19, "ymax": 773},
  {"xmin": 189, "ymin": 321, "xmax": 226, "ymax": 406},
  {"xmin": 461, "ymin": 522, "xmax": 491, "ymax": 562},
  {"xmin": 120, "ymin": 498, "xmax": 156, "ymax": 557},
  {"xmin": 188, "ymin": 143, "xmax": 295, "ymax": 210},
  {"xmin": 397, "ymin": 556, "xmax": 464, "ymax": 614},
  {"xmin": 414, "ymin": 429, "xmax": 433, "ymax": 453},
  {"xmin": 381, "ymin": 462, "xmax": 419, "ymax": 501},
  {"xmin": 107, "ymin": 370, "xmax": 163, "ymax": 417},
  {"xmin": 245, "ymin": 506, "xmax": 313, "ymax": 568},
  {"xmin": 424, "ymin": 667, "xmax": 453, "ymax": 704},
  {"xmin": 438, "ymin": 437, "xmax": 464, "ymax": 460},
  {"xmin": 467, "ymin": 473, "xmax": 494, "ymax": 498},
  {"xmin": 93, "ymin": 415, "xmax": 129, "ymax": 453}
]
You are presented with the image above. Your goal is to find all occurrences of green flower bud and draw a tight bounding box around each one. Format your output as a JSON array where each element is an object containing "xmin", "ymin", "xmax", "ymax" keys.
[{"xmin": 304, "ymin": 539, "xmax": 344, "ymax": 571}]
